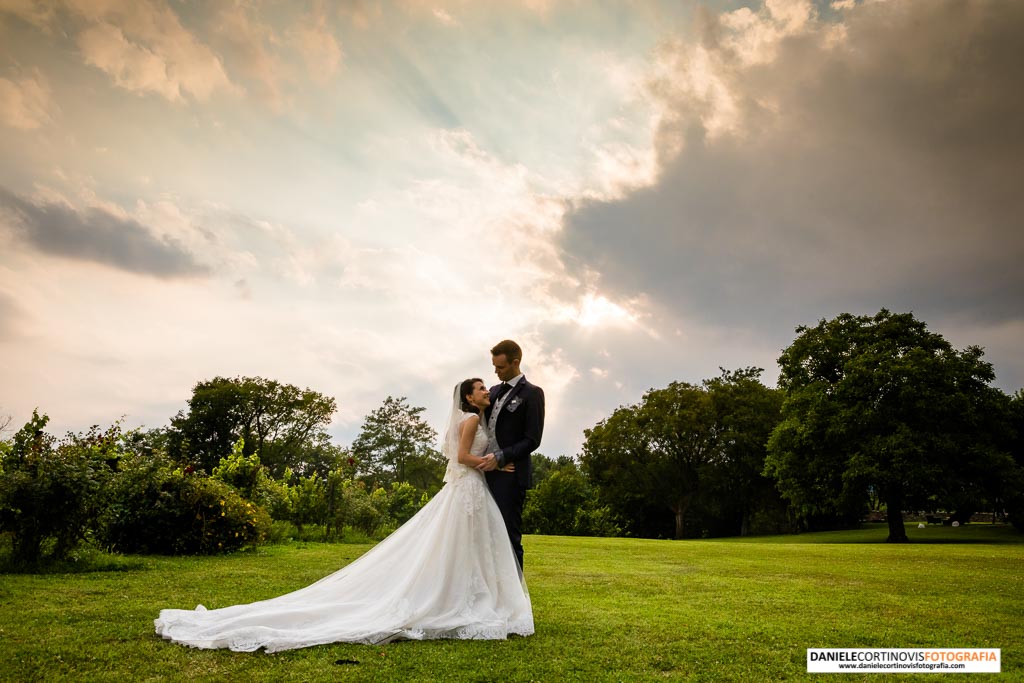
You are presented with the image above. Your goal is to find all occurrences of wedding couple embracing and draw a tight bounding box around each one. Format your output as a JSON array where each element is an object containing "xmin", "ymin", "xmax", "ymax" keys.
[{"xmin": 155, "ymin": 340, "xmax": 544, "ymax": 652}]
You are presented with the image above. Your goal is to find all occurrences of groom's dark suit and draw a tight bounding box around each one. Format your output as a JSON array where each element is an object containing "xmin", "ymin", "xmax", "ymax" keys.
[{"xmin": 485, "ymin": 375, "xmax": 544, "ymax": 569}]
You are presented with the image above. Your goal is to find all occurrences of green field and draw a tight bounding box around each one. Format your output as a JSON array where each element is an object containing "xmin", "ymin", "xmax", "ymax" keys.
[{"xmin": 1, "ymin": 524, "xmax": 1020, "ymax": 682}]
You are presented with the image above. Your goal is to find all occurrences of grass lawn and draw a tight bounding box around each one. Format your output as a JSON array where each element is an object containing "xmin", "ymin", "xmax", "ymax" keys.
[{"xmin": 1, "ymin": 524, "xmax": 1021, "ymax": 682}]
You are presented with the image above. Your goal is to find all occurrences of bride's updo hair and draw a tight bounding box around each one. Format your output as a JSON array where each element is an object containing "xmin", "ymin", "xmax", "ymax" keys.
[{"xmin": 460, "ymin": 377, "xmax": 484, "ymax": 413}]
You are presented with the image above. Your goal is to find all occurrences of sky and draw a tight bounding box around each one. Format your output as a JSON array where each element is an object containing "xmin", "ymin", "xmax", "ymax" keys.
[{"xmin": 1, "ymin": 0, "xmax": 1022, "ymax": 459}]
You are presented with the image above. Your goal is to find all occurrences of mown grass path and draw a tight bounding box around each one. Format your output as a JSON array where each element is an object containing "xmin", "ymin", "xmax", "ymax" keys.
[{"xmin": 1, "ymin": 524, "xmax": 1021, "ymax": 681}]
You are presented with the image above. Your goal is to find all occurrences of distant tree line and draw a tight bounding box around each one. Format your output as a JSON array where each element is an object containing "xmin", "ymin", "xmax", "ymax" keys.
[
  {"xmin": 0, "ymin": 381, "xmax": 445, "ymax": 567},
  {"xmin": 572, "ymin": 310, "xmax": 1024, "ymax": 542},
  {"xmin": 2, "ymin": 309, "xmax": 1023, "ymax": 568}
]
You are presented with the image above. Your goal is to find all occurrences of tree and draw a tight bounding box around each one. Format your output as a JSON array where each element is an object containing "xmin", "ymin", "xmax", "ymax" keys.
[
  {"xmin": 1002, "ymin": 390, "xmax": 1024, "ymax": 531},
  {"xmin": 765, "ymin": 310, "xmax": 1014, "ymax": 542},
  {"xmin": 582, "ymin": 381, "xmax": 719, "ymax": 539},
  {"xmin": 530, "ymin": 453, "xmax": 575, "ymax": 486},
  {"xmin": 701, "ymin": 368, "xmax": 786, "ymax": 536},
  {"xmin": 168, "ymin": 376, "xmax": 337, "ymax": 477},
  {"xmin": 582, "ymin": 368, "xmax": 783, "ymax": 539},
  {"xmin": 350, "ymin": 396, "xmax": 445, "ymax": 493}
]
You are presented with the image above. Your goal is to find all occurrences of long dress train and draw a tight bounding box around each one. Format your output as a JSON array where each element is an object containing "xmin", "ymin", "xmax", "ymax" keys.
[{"xmin": 154, "ymin": 415, "xmax": 533, "ymax": 652}]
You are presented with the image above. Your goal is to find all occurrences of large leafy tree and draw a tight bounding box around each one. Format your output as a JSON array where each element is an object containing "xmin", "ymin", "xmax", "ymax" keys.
[
  {"xmin": 702, "ymin": 368, "xmax": 785, "ymax": 536},
  {"xmin": 530, "ymin": 453, "xmax": 575, "ymax": 487},
  {"xmin": 168, "ymin": 376, "xmax": 337, "ymax": 477},
  {"xmin": 765, "ymin": 310, "xmax": 1014, "ymax": 542},
  {"xmin": 1002, "ymin": 391, "xmax": 1024, "ymax": 531},
  {"xmin": 582, "ymin": 368, "xmax": 782, "ymax": 540},
  {"xmin": 582, "ymin": 381, "xmax": 719, "ymax": 539},
  {"xmin": 350, "ymin": 396, "xmax": 445, "ymax": 494}
]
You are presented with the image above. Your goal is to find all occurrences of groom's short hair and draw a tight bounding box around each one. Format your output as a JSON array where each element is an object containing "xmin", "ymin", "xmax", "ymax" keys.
[{"xmin": 491, "ymin": 339, "xmax": 522, "ymax": 362}]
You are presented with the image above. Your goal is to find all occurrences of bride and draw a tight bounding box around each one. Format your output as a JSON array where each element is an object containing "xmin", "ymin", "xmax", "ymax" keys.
[{"xmin": 154, "ymin": 378, "xmax": 533, "ymax": 652}]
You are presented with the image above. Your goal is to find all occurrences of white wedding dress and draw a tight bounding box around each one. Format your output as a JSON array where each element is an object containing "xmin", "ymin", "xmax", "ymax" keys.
[{"xmin": 154, "ymin": 412, "xmax": 533, "ymax": 652}]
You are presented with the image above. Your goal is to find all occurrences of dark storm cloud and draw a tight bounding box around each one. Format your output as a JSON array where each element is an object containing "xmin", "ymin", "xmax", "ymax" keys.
[
  {"xmin": 0, "ymin": 186, "xmax": 209, "ymax": 278},
  {"xmin": 560, "ymin": 0, "xmax": 1024, "ymax": 330}
]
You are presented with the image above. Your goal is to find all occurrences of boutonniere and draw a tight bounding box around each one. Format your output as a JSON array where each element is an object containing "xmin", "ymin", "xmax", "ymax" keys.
[{"xmin": 506, "ymin": 396, "xmax": 523, "ymax": 412}]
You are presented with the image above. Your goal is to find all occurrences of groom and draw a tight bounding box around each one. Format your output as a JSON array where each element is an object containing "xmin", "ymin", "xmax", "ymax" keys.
[{"xmin": 477, "ymin": 339, "xmax": 544, "ymax": 570}]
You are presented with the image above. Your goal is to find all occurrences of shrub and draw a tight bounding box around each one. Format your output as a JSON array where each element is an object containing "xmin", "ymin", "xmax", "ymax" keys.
[
  {"xmin": 524, "ymin": 467, "xmax": 621, "ymax": 537},
  {"xmin": 323, "ymin": 478, "xmax": 387, "ymax": 539},
  {"xmin": 211, "ymin": 439, "xmax": 262, "ymax": 499},
  {"xmin": 383, "ymin": 481, "xmax": 424, "ymax": 525},
  {"xmin": 572, "ymin": 504, "xmax": 623, "ymax": 538},
  {"xmin": 254, "ymin": 472, "xmax": 292, "ymax": 520},
  {"xmin": 0, "ymin": 412, "xmax": 118, "ymax": 565},
  {"xmin": 289, "ymin": 473, "xmax": 326, "ymax": 533},
  {"xmin": 266, "ymin": 519, "xmax": 297, "ymax": 544},
  {"xmin": 212, "ymin": 439, "xmax": 292, "ymax": 520},
  {"xmin": 101, "ymin": 451, "xmax": 270, "ymax": 554}
]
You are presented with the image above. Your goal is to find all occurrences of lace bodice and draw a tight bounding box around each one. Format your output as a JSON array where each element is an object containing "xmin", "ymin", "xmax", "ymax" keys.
[
  {"xmin": 468, "ymin": 417, "xmax": 489, "ymax": 457},
  {"xmin": 443, "ymin": 413, "xmax": 488, "ymax": 483}
]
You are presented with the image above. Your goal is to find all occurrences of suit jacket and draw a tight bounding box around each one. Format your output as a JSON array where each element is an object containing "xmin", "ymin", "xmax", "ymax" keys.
[{"xmin": 486, "ymin": 376, "xmax": 544, "ymax": 489}]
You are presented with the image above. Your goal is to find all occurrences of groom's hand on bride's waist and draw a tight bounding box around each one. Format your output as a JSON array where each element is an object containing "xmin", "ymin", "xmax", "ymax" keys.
[{"xmin": 477, "ymin": 454, "xmax": 499, "ymax": 472}]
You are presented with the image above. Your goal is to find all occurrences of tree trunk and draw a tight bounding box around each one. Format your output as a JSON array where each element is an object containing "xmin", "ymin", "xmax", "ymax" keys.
[
  {"xmin": 885, "ymin": 493, "xmax": 908, "ymax": 543},
  {"xmin": 673, "ymin": 495, "xmax": 691, "ymax": 540}
]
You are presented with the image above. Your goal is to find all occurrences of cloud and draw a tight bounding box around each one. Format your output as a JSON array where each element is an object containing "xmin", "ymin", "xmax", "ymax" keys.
[
  {"xmin": 234, "ymin": 278, "xmax": 252, "ymax": 301},
  {"xmin": 0, "ymin": 0, "xmax": 57, "ymax": 30},
  {"xmin": 77, "ymin": 22, "xmax": 183, "ymax": 101},
  {"xmin": 292, "ymin": 7, "xmax": 343, "ymax": 83},
  {"xmin": 0, "ymin": 186, "xmax": 209, "ymax": 278},
  {"xmin": 5, "ymin": 0, "xmax": 345, "ymax": 109},
  {"xmin": 0, "ymin": 289, "xmax": 23, "ymax": 342},
  {"xmin": 561, "ymin": 0, "xmax": 1024, "ymax": 330},
  {"xmin": 432, "ymin": 8, "xmax": 458, "ymax": 26},
  {"xmin": 209, "ymin": 2, "xmax": 287, "ymax": 107},
  {"xmin": 0, "ymin": 70, "xmax": 55, "ymax": 129},
  {"xmin": 208, "ymin": 2, "xmax": 347, "ymax": 108},
  {"xmin": 67, "ymin": 0, "xmax": 234, "ymax": 102}
]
